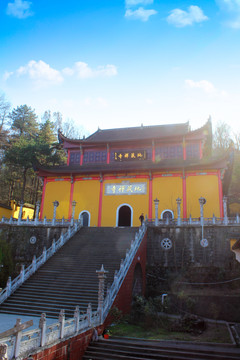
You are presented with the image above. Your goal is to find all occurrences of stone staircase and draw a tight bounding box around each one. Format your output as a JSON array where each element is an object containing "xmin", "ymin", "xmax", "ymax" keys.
[
  {"xmin": 0, "ymin": 227, "xmax": 137, "ymax": 319},
  {"xmin": 83, "ymin": 337, "xmax": 240, "ymax": 360}
]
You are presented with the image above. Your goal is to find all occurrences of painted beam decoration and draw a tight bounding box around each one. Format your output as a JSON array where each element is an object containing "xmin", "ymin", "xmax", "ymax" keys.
[
  {"xmin": 114, "ymin": 150, "xmax": 147, "ymax": 161},
  {"xmin": 105, "ymin": 182, "xmax": 147, "ymax": 195}
]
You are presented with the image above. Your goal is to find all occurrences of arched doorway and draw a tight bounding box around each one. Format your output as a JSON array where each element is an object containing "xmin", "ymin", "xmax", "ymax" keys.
[
  {"xmin": 161, "ymin": 209, "xmax": 174, "ymax": 220},
  {"xmin": 117, "ymin": 204, "xmax": 132, "ymax": 227},
  {"xmin": 132, "ymin": 263, "xmax": 143, "ymax": 297},
  {"xmin": 79, "ymin": 211, "xmax": 90, "ymax": 226}
]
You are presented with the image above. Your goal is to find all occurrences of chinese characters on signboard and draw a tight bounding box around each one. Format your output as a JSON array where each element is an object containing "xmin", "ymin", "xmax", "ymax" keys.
[
  {"xmin": 105, "ymin": 183, "xmax": 147, "ymax": 195},
  {"xmin": 114, "ymin": 150, "xmax": 146, "ymax": 161}
]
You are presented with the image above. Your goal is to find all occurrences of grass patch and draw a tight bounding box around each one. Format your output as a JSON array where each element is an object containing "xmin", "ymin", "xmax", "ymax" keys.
[{"xmin": 108, "ymin": 322, "xmax": 232, "ymax": 344}]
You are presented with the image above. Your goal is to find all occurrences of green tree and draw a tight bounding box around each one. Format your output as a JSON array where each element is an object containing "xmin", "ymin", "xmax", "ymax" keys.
[{"xmin": 9, "ymin": 105, "xmax": 39, "ymax": 138}]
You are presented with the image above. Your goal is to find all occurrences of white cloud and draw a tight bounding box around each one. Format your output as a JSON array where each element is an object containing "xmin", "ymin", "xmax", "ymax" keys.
[
  {"xmin": 125, "ymin": 0, "xmax": 154, "ymax": 7},
  {"xmin": 63, "ymin": 62, "xmax": 117, "ymax": 79},
  {"xmin": 125, "ymin": 7, "xmax": 157, "ymax": 21},
  {"xmin": 185, "ymin": 79, "xmax": 216, "ymax": 93},
  {"xmin": 97, "ymin": 97, "xmax": 108, "ymax": 108},
  {"xmin": 3, "ymin": 71, "xmax": 14, "ymax": 81},
  {"xmin": 216, "ymin": 0, "xmax": 240, "ymax": 28},
  {"xmin": 185, "ymin": 79, "xmax": 227, "ymax": 96},
  {"xmin": 167, "ymin": 5, "xmax": 208, "ymax": 27},
  {"xmin": 6, "ymin": 0, "xmax": 33, "ymax": 19},
  {"xmin": 16, "ymin": 60, "xmax": 64, "ymax": 86}
]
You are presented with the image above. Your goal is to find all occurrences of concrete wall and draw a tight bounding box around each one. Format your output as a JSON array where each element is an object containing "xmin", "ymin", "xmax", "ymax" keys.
[{"xmin": 147, "ymin": 225, "xmax": 237, "ymax": 269}]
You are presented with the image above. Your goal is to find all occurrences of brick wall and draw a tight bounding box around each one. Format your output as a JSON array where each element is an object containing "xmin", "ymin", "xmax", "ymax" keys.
[
  {"xmin": 110, "ymin": 231, "xmax": 147, "ymax": 315},
  {"xmin": 25, "ymin": 325, "xmax": 104, "ymax": 360}
]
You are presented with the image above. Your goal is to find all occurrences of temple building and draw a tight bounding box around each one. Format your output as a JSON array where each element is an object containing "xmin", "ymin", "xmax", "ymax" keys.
[{"xmin": 37, "ymin": 120, "xmax": 231, "ymax": 227}]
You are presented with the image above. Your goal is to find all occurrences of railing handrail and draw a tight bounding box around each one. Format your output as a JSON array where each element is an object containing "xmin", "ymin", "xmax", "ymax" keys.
[
  {"xmin": 0, "ymin": 221, "xmax": 82, "ymax": 304},
  {"xmin": 102, "ymin": 222, "xmax": 147, "ymax": 320}
]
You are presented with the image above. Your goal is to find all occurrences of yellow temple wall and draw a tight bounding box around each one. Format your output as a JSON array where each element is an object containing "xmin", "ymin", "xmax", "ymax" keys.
[
  {"xmin": 42, "ymin": 180, "xmax": 71, "ymax": 219},
  {"xmin": 186, "ymin": 173, "xmax": 220, "ymax": 217},
  {"xmin": 73, "ymin": 180, "xmax": 100, "ymax": 227},
  {"xmin": 152, "ymin": 176, "xmax": 183, "ymax": 218},
  {"xmin": 101, "ymin": 177, "xmax": 149, "ymax": 227},
  {"xmin": 40, "ymin": 170, "xmax": 222, "ymax": 225}
]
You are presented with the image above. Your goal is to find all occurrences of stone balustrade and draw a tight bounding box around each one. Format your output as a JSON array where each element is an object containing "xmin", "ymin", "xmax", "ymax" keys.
[
  {"xmin": 0, "ymin": 223, "xmax": 147, "ymax": 360},
  {"xmin": 0, "ymin": 221, "xmax": 82, "ymax": 305}
]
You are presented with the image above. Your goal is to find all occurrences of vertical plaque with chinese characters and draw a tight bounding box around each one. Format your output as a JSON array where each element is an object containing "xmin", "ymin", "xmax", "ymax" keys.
[
  {"xmin": 114, "ymin": 150, "xmax": 147, "ymax": 161},
  {"xmin": 105, "ymin": 182, "xmax": 147, "ymax": 195}
]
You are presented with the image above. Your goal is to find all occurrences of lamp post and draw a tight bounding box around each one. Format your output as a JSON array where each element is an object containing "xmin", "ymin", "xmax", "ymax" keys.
[
  {"xmin": 176, "ymin": 197, "xmax": 182, "ymax": 226},
  {"xmin": 198, "ymin": 197, "xmax": 206, "ymax": 226},
  {"xmin": 154, "ymin": 198, "xmax": 159, "ymax": 226},
  {"xmin": 17, "ymin": 200, "xmax": 24, "ymax": 225},
  {"xmin": 71, "ymin": 200, "xmax": 77, "ymax": 226},
  {"xmin": 52, "ymin": 201, "xmax": 59, "ymax": 225},
  {"xmin": 223, "ymin": 196, "xmax": 228, "ymax": 225}
]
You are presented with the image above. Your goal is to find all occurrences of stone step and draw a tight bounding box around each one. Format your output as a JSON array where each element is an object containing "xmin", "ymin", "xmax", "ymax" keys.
[
  {"xmin": 0, "ymin": 227, "xmax": 134, "ymax": 318},
  {"xmin": 83, "ymin": 338, "xmax": 240, "ymax": 360}
]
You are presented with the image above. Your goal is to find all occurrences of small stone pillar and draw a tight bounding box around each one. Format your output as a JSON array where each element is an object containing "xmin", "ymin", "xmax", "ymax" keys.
[
  {"xmin": 35, "ymin": 200, "xmax": 41, "ymax": 225},
  {"xmin": 6, "ymin": 276, "xmax": 11, "ymax": 296},
  {"xmin": 59, "ymin": 309, "xmax": 65, "ymax": 339},
  {"xmin": 223, "ymin": 196, "xmax": 228, "ymax": 225},
  {"xmin": 154, "ymin": 198, "xmax": 159, "ymax": 226},
  {"xmin": 0, "ymin": 343, "xmax": 8, "ymax": 360},
  {"xmin": 71, "ymin": 200, "xmax": 77, "ymax": 226},
  {"xmin": 74, "ymin": 306, "xmax": 80, "ymax": 333},
  {"xmin": 39, "ymin": 313, "xmax": 47, "ymax": 347},
  {"xmin": 199, "ymin": 197, "xmax": 206, "ymax": 225},
  {"xmin": 52, "ymin": 201, "xmax": 59, "ymax": 225},
  {"xmin": 17, "ymin": 200, "xmax": 24, "ymax": 224},
  {"xmin": 176, "ymin": 197, "xmax": 182, "ymax": 226},
  {"xmin": 20, "ymin": 265, "xmax": 25, "ymax": 284},
  {"xmin": 96, "ymin": 265, "xmax": 108, "ymax": 323}
]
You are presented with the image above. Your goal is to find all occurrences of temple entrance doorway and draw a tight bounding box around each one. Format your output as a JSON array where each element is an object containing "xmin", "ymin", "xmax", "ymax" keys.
[
  {"xmin": 117, "ymin": 204, "xmax": 132, "ymax": 227},
  {"xmin": 79, "ymin": 211, "xmax": 90, "ymax": 226}
]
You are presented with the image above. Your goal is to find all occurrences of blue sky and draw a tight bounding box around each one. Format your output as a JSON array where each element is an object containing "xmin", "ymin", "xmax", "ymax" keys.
[{"xmin": 1, "ymin": 0, "xmax": 240, "ymax": 135}]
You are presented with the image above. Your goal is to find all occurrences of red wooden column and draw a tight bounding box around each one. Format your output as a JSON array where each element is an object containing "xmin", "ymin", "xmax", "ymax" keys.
[
  {"xmin": 98, "ymin": 176, "xmax": 104, "ymax": 227},
  {"xmin": 107, "ymin": 144, "xmax": 110, "ymax": 164},
  {"xmin": 218, "ymin": 170, "xmax": 223, "ymax": 217},
  {"xmin": 80, "ymin": 146, "xmax": 83, "ymax": 165},
  {"xmin": 68, "ymin": 178, "xmax": 75, "ymax": 220},
  {"xmin": 182, "ymin": 172, "xmax": 187, "ymax": 218},
  {"xmin": 152, "ymin": 140, "xmax": 155, "ymax": 162},
  {"xmin": 148, "ymin": 173, "xmax": 153, "ymax": 219},
  {"xmin": 39, "ymin": 178, "xmax": 47, "ymax": 219},
  {"xmin": 183, "ymin": 137, "xmax": 186, "ymax": 160}
]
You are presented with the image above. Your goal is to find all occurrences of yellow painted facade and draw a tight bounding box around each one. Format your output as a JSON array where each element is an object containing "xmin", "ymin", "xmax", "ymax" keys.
[
  {"xmin": 101, "ymin": 177, "xmax": 149, "ymax": 227},
  {"xmin": 42, "ymin": 180, "xmax": 71, "ymax": 219},
  {"xmin": 73, "ymin": 179, "xmax": 100, "ymax": 227},
  {"xmin": 0, "ymin": 200, "xmax": 34, "ymax": 220},
  {"xmin": 186, "ymin": 173, "xmax": 220, "ymax": 217},
  {"xmin": 41, "ymin": 170, "xmax": 222, "ymax": 227}
]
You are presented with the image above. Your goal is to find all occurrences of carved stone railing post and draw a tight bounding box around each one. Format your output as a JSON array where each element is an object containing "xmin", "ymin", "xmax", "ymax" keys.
[
  {"xmin": 6, "ymin": 276, "xmax": 11, "ymax": 296},
  {"xmin": 14, "ymin": 319, "xmax": 23, "ymax": 358},
  {"xmin": 176, "ymin": 197, "xmax": 182, "ymax": 226},
  {"xmin": 18, "ymin": 200, "xmax": 24, "ymax": 225},
  {"xmin": 199, "ymin": 197, "xmax": 206, "ymax": 225},
  {"xmin": 223, "ymin": 196, "xmax": 228, "ymax": 225},
  {"xmin": 52, "ymin": 200, "xmax": 59, "ymax": 225},
  {"xmin": 32, "ymin": 255, "xmax": 36, "ymax": 273},
  {"xmin": 52, "ymin": 239, "xmax": 56, "ymax": 254},
  {"xmin": 59, "ymin": 309, "xmax": 65, "ymax": 339},
  {"xmin": 42, "ymin": 247, "xmax": 46, "ymax": 263},
  {"xmin": 20, "ymin": 265, "xmax": 25, "ymax": 284},
  {"xmin": 236, "ymin": 213, "xmax": 240, "ymax": 224},
  {"xmin": 71, "ymin": 200, "xmax": 77, "ymax": 226},
  {"xmin": 35, "ymin": 201, "xmax": 41, "ymax": 225},
  {"xmin": 0, "ymin": 343, "xmax": 8, "ymax": 360},
  {"xmin": 96, "ymin": 265, "xmax": 108, "ymax": 323},
  {"xmin": 87, "ymin": 303, "xmax": 92, "ymax": 327},
  {"xmin": 39, "ymin": 313, "xmax": 47, "ymax": 347},
  {"xmin": 74, "ymin": 306, "xmax": 80, "ymax": 333},
  {"xmin": 154, "ymin": 198, "xmax": 159, "ymax": 226}
]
